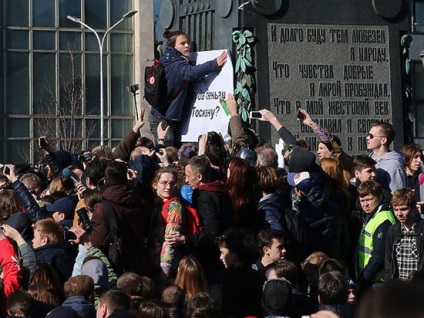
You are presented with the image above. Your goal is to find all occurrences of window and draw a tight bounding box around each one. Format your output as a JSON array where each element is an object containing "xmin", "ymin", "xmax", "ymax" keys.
[{"xmin": 1, "ymin": 0, "xmax": 135, "ymax": 163}]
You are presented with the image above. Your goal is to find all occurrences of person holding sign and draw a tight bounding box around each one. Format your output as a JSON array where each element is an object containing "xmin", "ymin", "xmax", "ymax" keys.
[{"xmin": 149, "ymin": 30, "xmax": 227, "ymax": 147}]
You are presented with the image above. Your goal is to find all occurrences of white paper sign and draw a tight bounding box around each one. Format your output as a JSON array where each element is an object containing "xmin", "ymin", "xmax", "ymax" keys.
[{"xmin": 181, "ymin": 49, "xmax": 233, "ymax": 142}]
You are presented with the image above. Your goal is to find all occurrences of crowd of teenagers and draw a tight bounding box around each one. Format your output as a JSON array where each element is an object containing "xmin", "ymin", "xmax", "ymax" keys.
[
  {"xmin": 1, "ymin": 93, "xmax": 424, "ymax": 318},
  {"xmin": 2, "ymin": 29, "xmax": 424, "ymax": 318}
]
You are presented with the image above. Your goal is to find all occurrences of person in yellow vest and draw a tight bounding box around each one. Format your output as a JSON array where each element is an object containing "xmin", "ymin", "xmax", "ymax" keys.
[{"xmin": 356, "ymin": 180, "xmax": 396, "ymax": 290}]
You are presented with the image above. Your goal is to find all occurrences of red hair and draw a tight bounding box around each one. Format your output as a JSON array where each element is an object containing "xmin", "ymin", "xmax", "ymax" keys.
[{"xmin": 225, "ymin": 158, "xmax": 258, "ymax": 228}]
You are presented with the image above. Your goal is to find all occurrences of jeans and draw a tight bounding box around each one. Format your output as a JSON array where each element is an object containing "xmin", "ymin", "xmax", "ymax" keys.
[{"xmin": 149, "ymin": 111, "xmax": 182, "ymax": 147}]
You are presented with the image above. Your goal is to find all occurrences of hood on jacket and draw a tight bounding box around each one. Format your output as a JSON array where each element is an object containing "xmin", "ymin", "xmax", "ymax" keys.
[
  {"xmin": 372, "ymin": 150, "xmax": 405, "ymax": 165},
  {"xmin": 45, "ymin": 306, "xmax": 80, "ymax": 318},
  {"xmin": 197, "ymin": 180, "xmax": 226, "ymax": 195},
  {"xmin": 103, "ymin": 184, "xmax": 139, "ymax": 206},
  {"xmin": 160, "ymin": 45, "xmax": 189, "ymax": 67},
  {"xmin": 5, "ymin": 212, "xmax": 33, "ymax": 241},
  {"xmin": 62, "ymin": 296, "xmax": 96, "ymax": 318},
  {"xmin": 258, "ymin": 193, "xmax": 285, "ymax": 209}
]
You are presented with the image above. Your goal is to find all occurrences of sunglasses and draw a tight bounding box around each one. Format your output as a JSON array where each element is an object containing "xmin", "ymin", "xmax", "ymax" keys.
[{"xmin": 367, "ymin": 133, "xmax": 385, "ymax": 139}]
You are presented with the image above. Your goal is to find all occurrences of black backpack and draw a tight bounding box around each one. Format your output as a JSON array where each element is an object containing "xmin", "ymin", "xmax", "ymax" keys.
[
  {"xmin": 101, "ymin": 200, "xmax": 128, "ymax": 275},
  {"xmin": 144, "ymin": 59, "xmax": 188, "ymax": 116}
]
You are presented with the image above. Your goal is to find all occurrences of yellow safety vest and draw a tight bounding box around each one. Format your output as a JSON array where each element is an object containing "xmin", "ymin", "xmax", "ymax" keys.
[{"xmin": 356, "ymin": 207, "xmax": 396, "ymax": 281}]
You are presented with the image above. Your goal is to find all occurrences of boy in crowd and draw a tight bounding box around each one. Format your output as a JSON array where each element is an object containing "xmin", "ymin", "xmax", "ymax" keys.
[{"xmin": 385, "ymin": 188, "xmax": 424, "ymax": 281}]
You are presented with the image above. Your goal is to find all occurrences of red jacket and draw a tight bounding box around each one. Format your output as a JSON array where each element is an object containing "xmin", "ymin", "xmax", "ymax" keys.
[{"xmin": 0, "ymin": 238, "xmax": 22, "ymax": 300}]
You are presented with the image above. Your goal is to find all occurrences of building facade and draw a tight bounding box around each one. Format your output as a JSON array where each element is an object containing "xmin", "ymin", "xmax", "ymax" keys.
[
  {"xmin": 0, "ymin": 0, "xmax": 153, "ymax": 163},
  {"xmin": 3, "ymin": 0, "xmax": 424, "ymax": 163},
  {"xmin": 155, "ymin": 0, "xmax": 424, "ymax": 153}
]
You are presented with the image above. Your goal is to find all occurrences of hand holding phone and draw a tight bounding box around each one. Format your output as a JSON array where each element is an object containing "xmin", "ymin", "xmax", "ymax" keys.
[
  {"xmin": 250, "ymin": 111, "xmax": 263, "ymax": 120},
  {"xmin": 38, "ymin": 137, "xmax": 47, "ymax": 147},
  {"xmin": 3, "ymin": 166, "xmax": 10, "ymax": 175},
  {"xmin": 297, "ymin": 109, "xmax": 306, "ymax": 121}
]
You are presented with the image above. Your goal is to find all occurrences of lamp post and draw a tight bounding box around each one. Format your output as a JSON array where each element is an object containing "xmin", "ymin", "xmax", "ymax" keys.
[{"xmin": 67, "ymin": 10, "xmax": 138, "ymax": 146}]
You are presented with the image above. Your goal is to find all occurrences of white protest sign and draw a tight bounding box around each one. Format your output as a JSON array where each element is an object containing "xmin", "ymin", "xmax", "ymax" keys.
[{"xmin": 181, "ymin": 49, "xmax": 233, "ymax": 142}]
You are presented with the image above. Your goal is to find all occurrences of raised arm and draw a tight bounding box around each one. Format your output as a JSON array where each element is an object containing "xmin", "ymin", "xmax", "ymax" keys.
[
  {"xmin": 227, "ymin": 93, "xmax": 249, "ymax": 148},
  {"xmin": 258, "ymin": 109, "xmax": 297, "ymax": 146},
  {"xmin": 111, "ymin": 109, "xmax": 145, "ymax": 161},
  {"xmin": 298, "ymin": 108, "xmax": 332, "ymax": 143}
]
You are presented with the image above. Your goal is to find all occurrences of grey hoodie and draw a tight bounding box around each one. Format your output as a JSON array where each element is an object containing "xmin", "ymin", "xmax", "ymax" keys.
[{"xmin": 372, "ymin": 150, "xmax": 406, "ymax": 193}]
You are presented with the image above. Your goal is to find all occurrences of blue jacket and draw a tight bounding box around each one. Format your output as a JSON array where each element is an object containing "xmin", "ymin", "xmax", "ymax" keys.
[
  {"xmin": 35, "ymin": 244, "xmax": 74, "ymax": 283},
  {"xmin": 13, "ymin": 180, "xmax": 47, "ymax": 223},
  {"xmin": 256, "ymin": 193, "xmax": 286, "ymax": 233},
  {"xmin": 156, "ymin": 46, "xmax": 222, "ymax": 121}
]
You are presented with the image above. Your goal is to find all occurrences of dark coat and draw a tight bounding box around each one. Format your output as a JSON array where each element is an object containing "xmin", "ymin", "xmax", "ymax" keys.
[
  {"xmin": 220, "ymin": 265, "xmax": 266, "ymax": 318},
  {"xmin": 406, "ymin": 172, "xmax": 421, "ymax": 202},
  {"xmin": 187, "ymin": 181, "xmax": 233, "ymax": 248},
  {"xmin": 156, "ymin": 46, "xmax": 221, "ymax": 121},
  {"xmin": 35, "ymin": 243, "xmax": 74, "ymax": 283},
  {"xmin": 89, "ymin": 184, "xmax": 150, "ymax": 274},
  {"xmin": 385, "ymin": 217, "xmax": 424, "ymax": 281},
  {"xmin": 186, "ymin": 181, "xmax": 233, "ymax": 272},
  {"xmin": 13, "ymin": 180, "xmax": 47, "ymax": 223},
  {"xmin": 297, "ymin": 186, "xmax": 345, "ymax": 259},
  {"xmin": 318, "ymin": 304, "xmax": 354, "ymax": 318}
]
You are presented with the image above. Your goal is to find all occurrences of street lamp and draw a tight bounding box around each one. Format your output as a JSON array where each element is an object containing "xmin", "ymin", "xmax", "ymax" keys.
[{"xmin": 67, "ymin": 10, "xmax": 138, "ymax": 146}]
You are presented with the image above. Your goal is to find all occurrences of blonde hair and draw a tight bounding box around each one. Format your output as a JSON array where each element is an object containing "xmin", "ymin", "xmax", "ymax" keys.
[
  {"xmin": 49, "ymin": 176, "xmax": 73, "ymax": 194},
  {"xmin": 175, "ymin": 256, "xmax": 207, "ymax": 299},
  {"xmin": 33, "ymin": 219, "xmax": 64, "ymax": 245},
  {"xmin": 301, "ymin": 251, "xmax": 329, "ymax": 269}
]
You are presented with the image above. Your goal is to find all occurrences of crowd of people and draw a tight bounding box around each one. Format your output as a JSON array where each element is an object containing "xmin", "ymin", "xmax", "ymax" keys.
[
  {"xmin": 1, "ymin": 29, "xmax": 424, "ymax": 318},
  {"xmin": 0, "ymin": 94, "xmax": 423, "ymax": 318}
]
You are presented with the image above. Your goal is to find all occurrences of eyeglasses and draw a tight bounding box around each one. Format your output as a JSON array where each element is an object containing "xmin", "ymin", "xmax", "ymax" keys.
[
  {"xmin": 158, "ymin": 181, "xmax": 177, "ymax": 187},
  {"xmin": 367, "ymin": 133, "xmax": 385, "ymax": 139}
]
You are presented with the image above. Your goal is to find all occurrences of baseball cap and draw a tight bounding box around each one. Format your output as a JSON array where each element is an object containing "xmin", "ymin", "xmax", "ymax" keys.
[
  {"xmin": 45, "ymin": 197, "xmax": 76, "ymax": 220},
  {"xmin": 81, "ymin": 259, "xmax": 109, "ymax": 290},
  {"xmin": 287, "ymin": 171, "xmax": 317, "ymax": 193}
]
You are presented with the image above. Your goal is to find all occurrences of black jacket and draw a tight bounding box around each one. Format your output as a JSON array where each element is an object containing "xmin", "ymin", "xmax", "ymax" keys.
[
  {"xmin": 220, "ymin": 265, "xmax": 266, "ymax": 318},
  {"xmin": 297, "ymin": 186, "xmax": 345, "ymax": 259},
  {"xmin": 384, "ymin": 217, "xmax": 424, "ymax": 281},
  {"xmin": 186, "ymin": 181, "xmax": 233, "ymax": 273},
  {"xmin": 318, "ymin": 304, "xmax": 354, "ymax": 318}
]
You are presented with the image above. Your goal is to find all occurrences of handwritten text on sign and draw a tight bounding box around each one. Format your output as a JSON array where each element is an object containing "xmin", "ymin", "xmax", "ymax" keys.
[{"xmin": 182, "ymin": 50, "xmax": 233, "ymax": 142}]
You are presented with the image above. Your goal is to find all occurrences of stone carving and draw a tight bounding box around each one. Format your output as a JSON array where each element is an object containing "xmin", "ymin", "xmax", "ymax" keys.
[{"xmin": 232, "ymin": 29, "xmax": 256, "ymax": 122}]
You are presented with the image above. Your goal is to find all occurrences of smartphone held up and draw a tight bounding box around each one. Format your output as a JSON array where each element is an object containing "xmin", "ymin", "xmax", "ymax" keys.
[
  {"xmin": 250, "ymin": 111, "xmax": 263, "ymax": 120},
  {"xmin": 38, "ymin": 137, "xmax": 47, "ymax": 147},
  {"xmin": 297, "ymin": 109, "xmax": 306, "ymax": 121}
]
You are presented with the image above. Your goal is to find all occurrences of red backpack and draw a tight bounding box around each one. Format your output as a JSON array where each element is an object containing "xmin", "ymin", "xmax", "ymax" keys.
[{"xmin": 162, "ymin": 197, "xmax": 202, "ymax": 235}]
